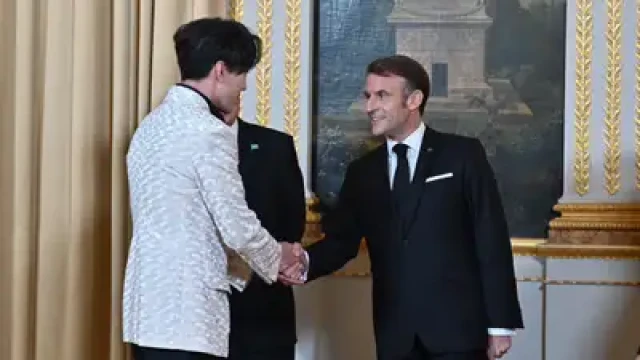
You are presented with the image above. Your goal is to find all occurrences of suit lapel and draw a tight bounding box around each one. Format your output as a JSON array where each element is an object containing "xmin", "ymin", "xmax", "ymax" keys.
[
  {"xmin": 402, "ymin": 127, "xmax": 439, "ymax": 237},
  {"xmin": 368, "ymin": 144, "xmax": 404, "ymax": 242},
  {"xmin": 368, "ymin": 146, "xmax": 394, "ymax": 225},
  {"xmin": 374, "ymin": 145, "xmax": 392, "ymax": 206}
]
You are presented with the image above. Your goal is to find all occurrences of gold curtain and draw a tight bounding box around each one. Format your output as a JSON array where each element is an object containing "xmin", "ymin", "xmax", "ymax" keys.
[{"xmin": 0, "ymin": 1, "xmax": 226, "ymax": 359}]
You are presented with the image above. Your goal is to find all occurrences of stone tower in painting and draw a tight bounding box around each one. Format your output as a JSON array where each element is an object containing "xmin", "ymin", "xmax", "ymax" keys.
[{"xmin": 387, "ymin": 0, "xmax": 493, "ymax": 112}]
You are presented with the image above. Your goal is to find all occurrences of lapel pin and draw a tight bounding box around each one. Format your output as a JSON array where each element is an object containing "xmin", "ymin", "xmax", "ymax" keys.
[
  {"xmin": 250, "ymin": 143, "xmax": 259, "ymax": 150},
  {"xmin": 427, "ymin": 147, "xmax": 433, "ymax": 152}
]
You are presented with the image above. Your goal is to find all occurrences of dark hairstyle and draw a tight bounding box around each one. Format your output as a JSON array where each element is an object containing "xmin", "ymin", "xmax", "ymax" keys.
[
  {"xmin": 173, "ymin": 17, "xmax": 262, "ymax": 80},
  {"xmin": 366, "ymin": 55, "xmax": 431, "ymax": 115}
]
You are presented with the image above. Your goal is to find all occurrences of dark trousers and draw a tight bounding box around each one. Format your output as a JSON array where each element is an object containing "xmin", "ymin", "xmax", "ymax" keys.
[
  {"xmin": 227, "ymin": 343, "xmax": 295, "ymax": 360},
  {"xmin": 131, "ymin": 344, "xmax": 224, "ymax": 360},
  {"xmin": 401, "ymin": 337, "xmax": 487, "ymax": 360}
]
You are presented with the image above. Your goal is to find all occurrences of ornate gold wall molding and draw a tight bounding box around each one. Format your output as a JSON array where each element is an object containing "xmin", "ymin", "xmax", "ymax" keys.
[
  {"xmin": 532, "ymin": 243, "xmax": 640, "ymax": 259},
  {"xmin": 544, "ymin": 280, "xmax": 640, "ymax": 287},
  {"xmin": 507, "ymin": 239, "xmax": 640, "ymax": 259},
  {"xmin": 255, "ymin": 0, "xmax": 273, "ymax": 127},
  {"xmin": 228, "ymin": 0, "xmax": 244, "ymax": 116},
  {"xmin": 303, "ymin": 196, "xmax": 323, "ymax": 246},
  {"xmin": 604, "ymin": 0, "xmax": 623, "ymax": 195},
  {"xmin": 284, "ymin": 0, "xmax": 302, "ymax": 147},
  {"xmin": 304, "ymin": 201, "xmax": 640, "ymax": 278},
  {"xmin": 548, "ymin": 203, "xmax": 640, "ymax": 246},
  {"xmin": 228, "ymin": 0, "xmax": 244, "ymax": 20},
  {"xmin": 331, "ymin": 242, "xmax": 640, "ymax": 277},
  {"xmin": 636, "ymin": 1, "xmax": 640, "ymax": 190},
  {"xmin": 331, "ymin": 273, "xmax": 640, "ymax": 286},
  {"xmin": 573, "ymin": 0, "xmax": 593, "ymax": 196},
  {"xmin": 303, "ymin": 200, "xmax": 640, "ymax": 261}
]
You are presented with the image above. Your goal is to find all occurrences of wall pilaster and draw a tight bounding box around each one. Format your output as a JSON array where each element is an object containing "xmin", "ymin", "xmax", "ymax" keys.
[
  {"xmin": 227, "ymin": 0, "xmax": 314, "ymax": 199},
  {"xmin": 549, "ymin": 0, "xmax": 640, "ymax": 246}
]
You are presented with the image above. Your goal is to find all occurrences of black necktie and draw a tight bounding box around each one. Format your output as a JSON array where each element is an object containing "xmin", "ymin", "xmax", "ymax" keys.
[{"xmin": 392, "ymin": 143, "xmax": 410, "ymax": 206}]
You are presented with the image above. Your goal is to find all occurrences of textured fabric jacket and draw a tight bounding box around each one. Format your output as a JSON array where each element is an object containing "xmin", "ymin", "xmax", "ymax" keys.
[{"xmin": 122, "ymin": 85, "xmax": 282, "ymax": 357}]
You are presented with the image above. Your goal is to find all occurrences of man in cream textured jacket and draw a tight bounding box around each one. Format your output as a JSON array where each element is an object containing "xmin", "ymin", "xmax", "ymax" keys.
[{"xmin": 122, "ymin": 18, "xmax": 302, "ymax": 360}]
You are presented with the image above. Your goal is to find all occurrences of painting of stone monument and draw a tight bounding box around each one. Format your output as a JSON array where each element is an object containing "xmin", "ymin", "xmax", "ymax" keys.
[{"xmin": 312, "ymin": 0, "xmax": 566, "ymax": 238}]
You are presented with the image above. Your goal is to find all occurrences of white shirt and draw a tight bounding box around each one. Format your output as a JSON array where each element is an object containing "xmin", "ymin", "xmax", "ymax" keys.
[{"xmin": 386, "ymin": 122, "xmax": 426, "ymax": 186}]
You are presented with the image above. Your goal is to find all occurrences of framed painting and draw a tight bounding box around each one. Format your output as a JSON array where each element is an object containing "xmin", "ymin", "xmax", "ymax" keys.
[{"xmin": 311, "ymin": 0, "xmax": 566, "ymax": 239}]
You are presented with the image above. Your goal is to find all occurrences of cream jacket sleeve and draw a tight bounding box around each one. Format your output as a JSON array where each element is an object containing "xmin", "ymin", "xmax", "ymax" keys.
[{"xmin": 192, "ymin": 128, "xmax": 282, "ymax": 284}]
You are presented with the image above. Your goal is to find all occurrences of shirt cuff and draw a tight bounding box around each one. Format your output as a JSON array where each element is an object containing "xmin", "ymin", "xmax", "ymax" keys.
[
  {"xmin": 301, "ymin": 250, "xmax": 309, "ymax": 282},
  {"xmin": 488, "ymin": 328, "xmax": 516, "ymax": 336}
]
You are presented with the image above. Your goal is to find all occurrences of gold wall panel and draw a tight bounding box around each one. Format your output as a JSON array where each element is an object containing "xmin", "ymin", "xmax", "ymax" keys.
[
  {"xmin": 228, "ymin": 0, "xmax": 244, "ymax": 20},
  {"xmin": 228, "ymin": 0, "xmax": 244, "ymax": 116},
  {"xmin": 573, "ymin": 0, "xmax": 593, "ymax": 196},
  {"xmin": 255, "ymin": 0, "xmax": 273, "ymax": 127},
  {"xmin": 284, "ymin": 0, "xmax": 302, "ymax": 147},
  {"xmin": 604, "ymin": 0, "xmax": 623, "ymax": 195},
  {"xmin": 636, "ymin": 1, "xmax": 640, "ymax": 190}
]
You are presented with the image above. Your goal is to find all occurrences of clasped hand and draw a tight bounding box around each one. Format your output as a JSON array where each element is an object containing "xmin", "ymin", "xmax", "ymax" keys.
[{"xmin": 278, "ymin": 243, "xmax": 307, "ymax": 286}]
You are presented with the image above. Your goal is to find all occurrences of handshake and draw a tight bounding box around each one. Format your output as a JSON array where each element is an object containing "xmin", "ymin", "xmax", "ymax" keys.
[{"xmin": 278, "ymin": 243, "xmax": 308, "ymax": 286}]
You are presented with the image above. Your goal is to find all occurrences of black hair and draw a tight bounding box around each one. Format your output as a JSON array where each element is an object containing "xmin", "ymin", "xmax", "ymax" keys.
[
  {"xmin": 366, "ymin": 55, "xmax": 431, "ymax": 115},
  {"xmin": 173, "ymin": 17, "xmax": 262, "ymax": 80}
]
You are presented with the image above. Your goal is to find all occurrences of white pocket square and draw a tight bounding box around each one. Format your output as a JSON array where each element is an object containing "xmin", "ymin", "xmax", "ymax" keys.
[{"xmin": 425, "ymin": 172, "xmax": 453, "ymax": 183}]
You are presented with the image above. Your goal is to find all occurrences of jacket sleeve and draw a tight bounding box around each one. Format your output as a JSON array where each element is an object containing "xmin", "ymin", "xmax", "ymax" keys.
[
  {"xmin": 305, "ymin": 162, "xmax": 363, "ymax": 281},
  {"xmin": 465, "ymin": 138, "xmax": 524, "ymax": 329},
  {"xmin": 276, "ymin": 135, "xmax": 307, "ymax": 244},
  {"xmin": 192, "ymin": 128, "xmax": 281, "ymax": 284}
]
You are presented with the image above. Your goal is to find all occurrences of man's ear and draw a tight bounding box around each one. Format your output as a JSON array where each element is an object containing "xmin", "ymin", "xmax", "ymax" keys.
[
  {"xmin": 406, "ymin": 89, "xmax": 424, "ymax": 112},
  {"xmin": 211, "ymin": 61, "xmax": 226, "ymax": 80}
]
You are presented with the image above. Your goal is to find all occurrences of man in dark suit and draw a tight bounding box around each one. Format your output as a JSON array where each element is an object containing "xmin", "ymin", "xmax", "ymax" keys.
[
  {"xmin": 281, "ymin": 55, "xmax": 524, "ymax": 360},
  {"xmin": 223, "ymin": 104, "xmax": 306, "ymax": 360}
]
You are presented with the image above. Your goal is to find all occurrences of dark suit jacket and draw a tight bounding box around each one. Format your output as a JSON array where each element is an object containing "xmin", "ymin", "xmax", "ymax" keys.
[
  {"xmin": 228, "ymin": 120, "xmax": 306, "ymax": 349},
  {"xmin": 306, "ymin": 126, "xmax": 523, "ymax": 359}
]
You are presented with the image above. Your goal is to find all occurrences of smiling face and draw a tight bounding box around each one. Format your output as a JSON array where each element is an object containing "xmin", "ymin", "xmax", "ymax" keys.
[{"xmin": 363, "ymin": 73, "xmax": 423, "ymax": 141}]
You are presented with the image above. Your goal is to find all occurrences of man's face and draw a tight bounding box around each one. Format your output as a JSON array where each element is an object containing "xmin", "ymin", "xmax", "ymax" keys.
[
  {"xmin": 363, "ymin": 74, "xmax": 412, "ymax": 139},
  {"xmin": 212, "ymin": 63, "xmax": 247, "ymax": 114}
]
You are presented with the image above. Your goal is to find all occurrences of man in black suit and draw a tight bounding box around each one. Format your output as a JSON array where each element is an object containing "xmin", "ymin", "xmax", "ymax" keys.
[
  {"xmin": 281, "ymin": 55, "xmax": 524, "ymax": 360},
  {"xmin": 223, "ymin": 104, "xmax": 306, "ymax": 360}
]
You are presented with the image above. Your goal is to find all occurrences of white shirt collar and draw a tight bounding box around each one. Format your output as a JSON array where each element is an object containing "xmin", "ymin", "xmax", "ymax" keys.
[{"xmin": 386, "ymin": 122, "xmax": 426, "ymax": 156}]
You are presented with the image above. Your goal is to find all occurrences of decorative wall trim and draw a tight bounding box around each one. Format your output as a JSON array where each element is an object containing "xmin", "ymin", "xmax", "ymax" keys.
[
  {"xmin": 535, "ymin": 243, "xmax": 640, "ymax": 259},
  {"xmin": 304, "ymin": 201, "xmax": 640, "ymax": 258},
  {"xmin": 229, "ymin": 0, "xmax": 244, "ymax": 116},
  {"xmin": 604, "ymin": 0, "xmax": 623, "ymax": 195},
  {"xmin": 549, "ymin": 203, "xmax": 640, "ymax": 230},
  {"xmin": 573, "ymin": 0, "xmax": 593, "ymax": 196},
  {"xmin": 512, "ymin": 239, "xmax": 640, "ymax": 259},
  {"xmin": 332, "ymin": 243, "xmax": 640, "ymax": 276},
  {"xmin": 255, "ymin": 0, "xmax": 273, "ymax": 126},
  {"xmin": 304, "ymin": 231, "xmax": 640, "ymax": 261},
  {"xmin": 331, "ymin": 271, "xmax": 640, "ymax": 286},
  {"xmin": 284, "ymin": 0, "xmax": 302, "ymax": 147},
  {"xmin": 548, "ymin": 203, "xmax": 640, "ymax": 246},
  {"xmin": 332, "ymin": 272, "xmax": 640, "ymax": 286},
  {"xmin": 511, "ymin": 239, "xmax": 546, "ymax": 257},
  {"xmin": 545, "ymin": 279, "xmax": 640, "ymax": 287},
  {"xmin": 228, "ymin": 0, "xmax": 244, "ymax": 21},
  {"xmin": 636, "ymin": 1, "xmax": 640, "ymax": 190}
]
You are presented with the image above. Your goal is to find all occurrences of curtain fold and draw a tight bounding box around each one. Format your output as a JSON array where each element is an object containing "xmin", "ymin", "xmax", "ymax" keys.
[{"xmin": 0, "ymin": 1, "xmax": 227, "ymax": 359}]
